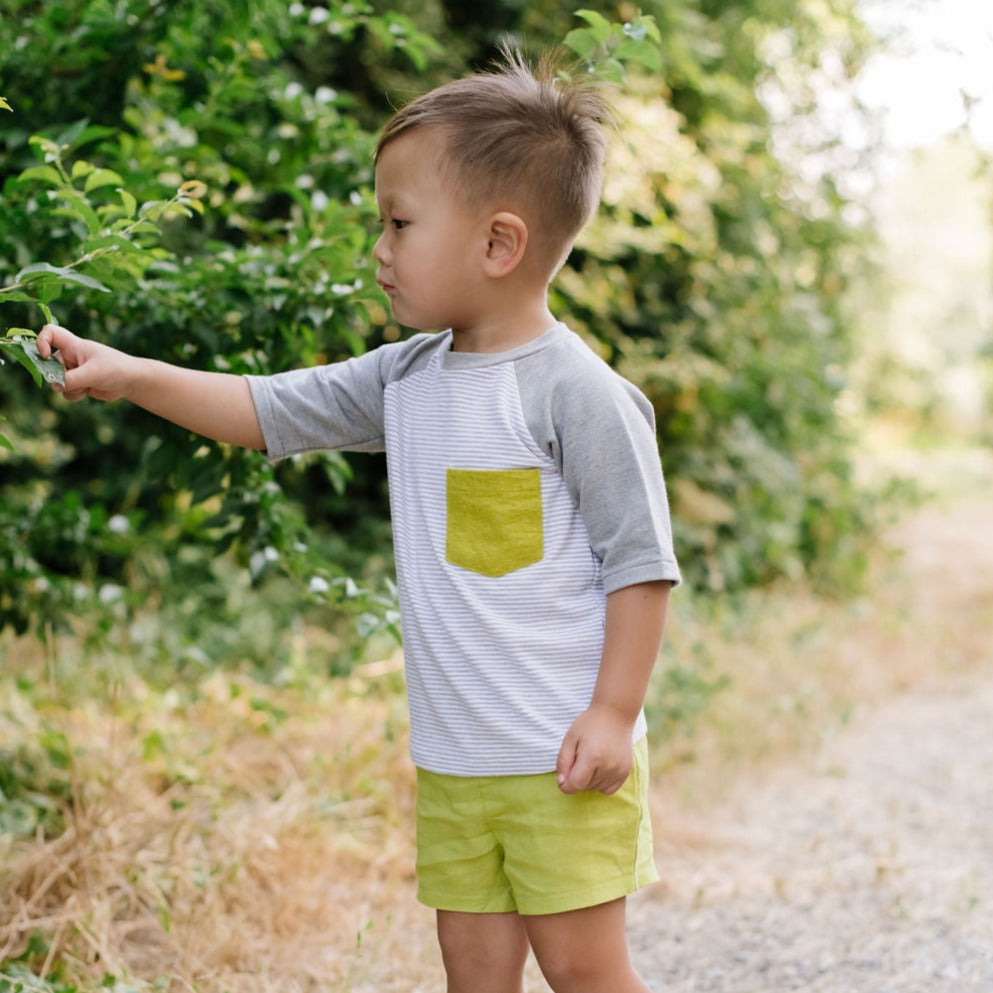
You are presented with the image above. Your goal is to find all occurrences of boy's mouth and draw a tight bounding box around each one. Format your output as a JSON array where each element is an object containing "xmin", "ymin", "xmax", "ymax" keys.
[{"xmin": 377, "ymin": 277, "xmax": 395, "ymax": 295}]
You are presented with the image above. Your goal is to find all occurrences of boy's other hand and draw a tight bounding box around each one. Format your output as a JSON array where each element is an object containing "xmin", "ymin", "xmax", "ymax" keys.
[
  {"xmin": 555, "ymin": 705, "xmax": 635, "ymax": 796},
  {"xmin": 36, "ymin": 324, "xmax": 135, "ymax": 403}
]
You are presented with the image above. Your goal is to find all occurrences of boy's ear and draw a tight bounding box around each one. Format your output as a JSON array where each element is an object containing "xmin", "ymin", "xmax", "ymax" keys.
[{"xmin": 482, "ymin": 211, "xmax": 528, "ymax": 278}]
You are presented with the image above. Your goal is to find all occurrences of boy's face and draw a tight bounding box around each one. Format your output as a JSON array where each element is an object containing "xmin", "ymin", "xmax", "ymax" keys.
[{"xmin": 374, "ymin": 128, "xmax": 488, "ymax": 332}]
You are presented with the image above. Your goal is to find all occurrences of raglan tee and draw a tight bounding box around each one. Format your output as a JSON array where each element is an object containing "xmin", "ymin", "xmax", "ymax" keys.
[{"xmin": 246, "ymin": 323, "xmax": 681, "ymax": 776}]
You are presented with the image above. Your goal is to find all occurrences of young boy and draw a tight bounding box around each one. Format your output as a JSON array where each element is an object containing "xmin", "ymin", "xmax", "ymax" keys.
[{"xmin": 38, "ymin": 49, "xmax": 681, "ymax": 993}]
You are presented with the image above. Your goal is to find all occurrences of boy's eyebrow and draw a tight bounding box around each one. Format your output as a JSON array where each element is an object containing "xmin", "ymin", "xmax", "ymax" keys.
[{"xmin": 376, "ymin": 189, "xmax": 412, "ymax": 215}]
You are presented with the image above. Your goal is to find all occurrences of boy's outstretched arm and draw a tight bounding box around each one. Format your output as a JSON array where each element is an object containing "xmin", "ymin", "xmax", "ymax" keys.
[
  {"xmin": 556, "ymin": 579, "xmax": 671, "ymax": 795},
  {"xmin": 37, "ymin": 324, "xmax": 265, "ymax": 450}
]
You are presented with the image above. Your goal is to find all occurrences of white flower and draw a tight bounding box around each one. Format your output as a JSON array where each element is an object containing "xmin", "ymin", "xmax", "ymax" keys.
[{"xmin": 99, "ymin": 583, "xmax": 124, "ymax": 604}]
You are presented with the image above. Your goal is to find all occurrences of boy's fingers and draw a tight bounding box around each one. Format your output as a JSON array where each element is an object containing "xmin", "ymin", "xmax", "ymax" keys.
[
  {"xmin": 37, "ymin": 323, "xmax": 69, "ymax": 358},
  {"xmin": 36, "ymin": 326, "xmax": 53, "ymax": 358},
  {"xmin": 559, "ymin": 751, "xmax": 595, "ymax": 794},
  {"xmin": 556, "ymin": 736, "xmax": 578, "ymax": 790},
  {"xmin": 559, "ymin": 748, "xmax": 630, "ymax": 795},
  {"xmin": 60, "ymin": 368, "xmax": 94, "ymax": 401}
]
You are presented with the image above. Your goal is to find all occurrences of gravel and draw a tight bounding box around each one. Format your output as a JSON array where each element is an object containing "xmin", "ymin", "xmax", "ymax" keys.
[{"xmin": 627, "ymin": 680, "xmax": 993, "ymax": 992}]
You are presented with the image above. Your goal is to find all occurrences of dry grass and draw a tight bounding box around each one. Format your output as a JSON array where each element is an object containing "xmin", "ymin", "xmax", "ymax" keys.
[
  {"xmin": 2, "ymin": 446, "xmax": 991, "ymax": 993},
  {"xmin": 0, "ymin": 656, "xmax": 430, "ymax": 991}
]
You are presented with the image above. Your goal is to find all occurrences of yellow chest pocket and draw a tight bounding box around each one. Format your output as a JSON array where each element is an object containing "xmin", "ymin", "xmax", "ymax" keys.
[{"xmin": 446, "ymin": 468, "xmax": 544, "ymax": 578}]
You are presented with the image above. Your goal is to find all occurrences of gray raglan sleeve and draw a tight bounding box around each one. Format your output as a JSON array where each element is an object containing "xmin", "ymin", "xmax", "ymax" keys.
[
  {"xmin": 245, "ymin": 340, "xmax": 414, "ymax": 459},
  {"xmin": 519, "ymin": 341, "xmax": 681, "ymax": 594}
]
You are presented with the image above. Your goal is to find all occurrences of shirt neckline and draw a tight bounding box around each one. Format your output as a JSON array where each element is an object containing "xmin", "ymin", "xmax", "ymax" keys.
[{"xmin": 439, "ymin": 323, "xmax": 568, "ymax": 370}]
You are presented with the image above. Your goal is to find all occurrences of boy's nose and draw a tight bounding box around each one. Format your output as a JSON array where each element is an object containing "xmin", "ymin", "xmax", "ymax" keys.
[{"xmin": 372, "ymin": 232, "xmax": 389, "ymax": 264}]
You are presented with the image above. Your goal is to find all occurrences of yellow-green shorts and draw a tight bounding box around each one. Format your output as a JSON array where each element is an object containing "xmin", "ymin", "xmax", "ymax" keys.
[{"xmin": 415, "ymin": 736, "xmax": 658, "ymax": 916}]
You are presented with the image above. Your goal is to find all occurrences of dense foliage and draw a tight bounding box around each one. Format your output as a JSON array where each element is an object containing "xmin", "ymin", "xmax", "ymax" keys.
[{"xmin": 0, "ymin": 0, "xmax": 879, "ymax": 662}]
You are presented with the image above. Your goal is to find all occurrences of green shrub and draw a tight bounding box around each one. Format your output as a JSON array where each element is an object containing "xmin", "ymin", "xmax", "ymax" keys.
[{"xmin": 1, "ymin": 0, "xmax": 884, "ymax": 661}]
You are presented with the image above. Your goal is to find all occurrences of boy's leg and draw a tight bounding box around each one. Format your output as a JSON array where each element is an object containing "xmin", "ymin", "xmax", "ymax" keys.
[
  {"xmin": 523, "ymin": 897, "xmax": 651, "ymax": 993},
  {"xmin": 436, "ymin": 909, "xmax": 530, "ymax": 993}
]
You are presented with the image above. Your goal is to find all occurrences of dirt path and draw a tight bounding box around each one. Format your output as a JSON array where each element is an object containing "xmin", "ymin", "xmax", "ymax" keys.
[
  {"xmin": 629, "ymin": 679, "xmax": 993, "ymax": 991},
  {"xmin": 627, "ymin": 491, "xmax": 993, "ymax": 991}
]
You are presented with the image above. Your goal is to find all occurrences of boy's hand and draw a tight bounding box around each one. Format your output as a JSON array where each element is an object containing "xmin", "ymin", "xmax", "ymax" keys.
[
  {"xmin": 555, "ymin": 704, "xmax": 635, "ymax": 796},
  {"xmin": 36, "ymin": 323, "xmax": 136, "ymax": 403},
  {"xmin": 36, "ymin": 323, "xmax": 264, "ymax": 448}
]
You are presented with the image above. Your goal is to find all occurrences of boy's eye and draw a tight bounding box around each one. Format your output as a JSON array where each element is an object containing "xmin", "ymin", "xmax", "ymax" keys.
[{"xmin": 392, "ymin": 219, "xmax": 408, "ymax": 230}]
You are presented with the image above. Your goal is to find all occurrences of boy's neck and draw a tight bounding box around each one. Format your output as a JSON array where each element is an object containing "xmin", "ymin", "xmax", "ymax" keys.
[{"xmin": 449, "ymin": 302, "xmax": 558, "ymax": 354}]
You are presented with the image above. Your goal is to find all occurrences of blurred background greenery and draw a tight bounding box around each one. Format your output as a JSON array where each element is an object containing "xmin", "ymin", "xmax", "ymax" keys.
[{"xmin": 0, "ymin": 0, "xmax": 989, "ymax": 670}]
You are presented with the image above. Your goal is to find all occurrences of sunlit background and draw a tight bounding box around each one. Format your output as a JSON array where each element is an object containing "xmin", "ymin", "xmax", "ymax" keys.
[
  {"xmin": 857, "ymin": 0, "xmax": 993, "ymax": 441},
  {"xmin": 859, "ymin": 0, "xmax": 993, "ymax": 150}
]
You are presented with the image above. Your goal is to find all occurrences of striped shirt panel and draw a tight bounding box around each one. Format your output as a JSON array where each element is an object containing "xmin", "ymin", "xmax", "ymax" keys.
[{"xmin": 385, "ymin": 354, "xmax": 609, "ymax": 775}]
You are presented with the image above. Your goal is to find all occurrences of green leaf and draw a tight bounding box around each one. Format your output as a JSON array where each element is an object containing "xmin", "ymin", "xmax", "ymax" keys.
[
  {"xmin": 573, "ymin": 9, "xmax": 612, "ymax": 43},
  {"xmin": 14, "ymin": 262, "xmax": 111, "ymax": 293},
  {"xmin": 84, "ymin": 167, "xmax": 125, "ymax": 192},
  {"xmin": 81, "ymin": 233, "xmax": 136, "ymax": 254},
  {"xmin": 0, "ymin": 336, "xmax": 65, "ymax": 388},
  {"xmin": 0, "ymin": 96, "xmax": 11, "ymax": 112},
  {"xmin": 118, "ymin": 188, "xmax": 138, "ymax": 218},
  {"xmin": 68, "ymin": 123, "xmax": 119, "ymax": 151},
  {"xmin": 119, "ymin": 217, "xmax": 159, "ymax": 236},
  {"xmin": 0, "ymin": 290, "xmax": 36, "ymax": 304},
  {"xmin": 614, "ymin": 37, "xmax": 663, "ymax": 72},
  {"xmin": 52, "ymin": 191, "xmax": 103, "ymax": 234},
  {"xmin": 16, "ymin": 164, "xmax": 64, "ymax": 187},
  {"xmin": 563, "ymin": 27, "xmax": 600, "ymax": 62},
  {"xmin": 37, "ymin": 279, "xmax": 64, "ymax": 304},
  {"xmin": 28, "ymin": 134, "xmax": 61, "ymax": 156},
  {"xmin": 626, "ymin": 15, "xmax": 661, "ymax": 44}
]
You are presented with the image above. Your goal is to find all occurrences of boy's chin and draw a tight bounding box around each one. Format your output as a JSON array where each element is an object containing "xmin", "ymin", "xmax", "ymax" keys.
[{"xmin": 393, "ymin": 314, "xmax": 447, "ymax": 334}]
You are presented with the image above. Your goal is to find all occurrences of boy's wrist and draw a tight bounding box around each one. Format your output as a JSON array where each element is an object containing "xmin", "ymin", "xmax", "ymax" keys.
[
  {"xmin": 122, "ymin": 354, "xmax": 165, "ymax": 404},
  {"xmin": 117, "ymin": 352, "xmax": 141, "ymax": 402},
  {"xmin": 586, "ymin": 697, "xmax": 640, "ymax": 729}
]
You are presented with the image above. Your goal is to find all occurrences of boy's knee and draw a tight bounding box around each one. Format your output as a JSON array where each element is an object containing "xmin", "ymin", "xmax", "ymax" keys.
[
  {"xmin": 437, "ymin": 911, "xmax": 529, "ymax": 993},
  {"xmin": 526, "ymin": 899, "xmax": 645, "ymax": 993},
  {"xmin": 537, "ymin": 954, "xmax": 642, "ymax": 993},
  {"xmin": 534, "ymin": 949, "xmax": 591, "ymax": 990}
]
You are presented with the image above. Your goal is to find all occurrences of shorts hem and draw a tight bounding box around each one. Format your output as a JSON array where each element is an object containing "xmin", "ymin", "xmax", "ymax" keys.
[
  {"xmin": 517, "ymin": 865, "xmax": 660, "ymax": 917},
  {"xmin": 417, "ymin": 887, "xmax": 518, "ymax": 913},
  {"xmin": 417, "ymin": 866, "xmax": 660, "ymax": 917}
]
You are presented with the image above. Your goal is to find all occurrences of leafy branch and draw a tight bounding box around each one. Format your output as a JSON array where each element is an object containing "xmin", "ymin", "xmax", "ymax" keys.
[
  {"xmin": 0, "ymin": 137, "xmax": 206, "ymax": 313},
  {"xmin": 562, "ymin": 8, "xmax": 663, "ymax": 81},
  {"xmin": 0, "ymin": 106, "xmax": 206, "ymax": 446}
]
